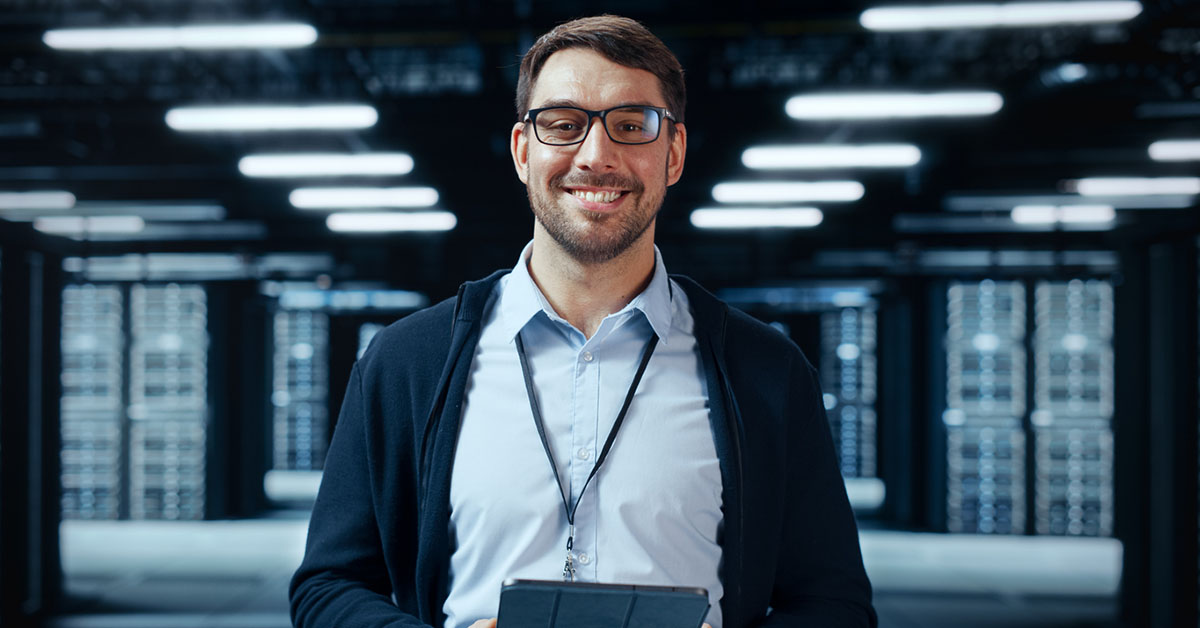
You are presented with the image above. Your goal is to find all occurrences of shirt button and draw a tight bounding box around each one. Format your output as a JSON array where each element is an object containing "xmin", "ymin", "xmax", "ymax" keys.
[
  {"xmin": 578, "ymin": 553, "xmax": 591, "ymax": 565},
  {"xmin": 581, "ymin": 351, "xmax": 594, "ymax": 362},
  {"xmin": 577, "ymin": 448, "xmax": 592, "ymax": 461}
]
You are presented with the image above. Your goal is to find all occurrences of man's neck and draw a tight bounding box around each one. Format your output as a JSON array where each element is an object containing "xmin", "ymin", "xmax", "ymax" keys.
[{"xmin": 526, "ymin": 230, "xmax": 656, "ymax": 340}]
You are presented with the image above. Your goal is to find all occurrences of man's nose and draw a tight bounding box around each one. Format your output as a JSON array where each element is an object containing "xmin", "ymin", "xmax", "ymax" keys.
[{"xmin": 572, "ymin": 117, "xmax": 619, "ymax": 171}]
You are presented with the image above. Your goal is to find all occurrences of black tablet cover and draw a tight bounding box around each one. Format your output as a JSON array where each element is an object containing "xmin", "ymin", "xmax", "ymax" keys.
[{"xmin": 498, "ymin": 579, "xmax": 709, "ymax": 628}]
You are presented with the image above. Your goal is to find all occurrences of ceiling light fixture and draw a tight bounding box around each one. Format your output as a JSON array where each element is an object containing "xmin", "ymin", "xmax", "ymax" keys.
[
  {"xmin": 691, "ymin": 207, "xmax": 824, "ymax": 229},
  {"xmin": 786, "ymin": 91, "xmax": 1003, "ymax": 120},
  {"xmin": 860, "ymin": 1, "xmax": 1143, "ymax": 31},
  {"xmin": 34, "ymin": 215, "xmax": 146, "ymax": 235},
  {"xmin": 1011, "ymin": 204, "xmax": 1116, "ymax": 224},
  {"xmin": 711, "ymin": 181, "xmax": 865, "ymax": 203},
  {"xmin": 44, "ymin": 23, "xmax": 318, "ymax": 50},
  {"xmin": 1073, "ymin": 177, "xmax": 1200, "ymax": 196},
  {"xmin": 166, "ymin": 105, "xmax": 378, "ymax": 132},
  {"xmin": 0, "ymin": 190, "xmax": 76, "ymax": 210},
  {"xmin": 1148, "ymin": 140, "xmax": 1200, "ymax": 162},
  {"xmin": 742, "ymin": 144, "xmax": 922, "ymax": 169},
  {"xmin": 326, "ymin": 211, "xmax": 457, "ymax": 233},
  {"xmin": 290, "ymin": 186, "xmax": 439, "ymax": 209},
  {"xmin": 239, "ymin": 153, "xmax": 415, "ymax": 178}
]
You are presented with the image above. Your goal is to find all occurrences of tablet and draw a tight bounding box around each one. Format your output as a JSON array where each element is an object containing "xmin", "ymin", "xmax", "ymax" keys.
[{"xmin": 497, "ymin": 579, "xmax": 709, "ymax": 628}]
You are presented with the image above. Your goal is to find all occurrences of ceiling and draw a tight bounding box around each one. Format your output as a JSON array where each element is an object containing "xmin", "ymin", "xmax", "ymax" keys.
[{"xmin": 1, "ymin": 1, "xmax": 1198, "ymax": 290}]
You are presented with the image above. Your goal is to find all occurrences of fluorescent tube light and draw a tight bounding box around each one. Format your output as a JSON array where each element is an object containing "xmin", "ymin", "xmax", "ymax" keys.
[
  {"xmin": 326, "ymin": 211, "xmax": 457, "ymax": 233},
  {"xmin": 166, "ymin": 105, "xmax": 377, "ymax": 132},
  {"xmin": 711, "ymin": 181, "xmax": 864, "ymax": 203},
  {"xmin": 1074, "ymin": 177, "xmax": 1200, "ymax": 196},
  {"xmin": 691, "ymin": 207, "xmax": 824, "ymax": 229},
  {"xmin": 34, "ymin": 215, "xmax": 145, "ymax": 235},
  {"xmin": 0, "ymin": 190, "xmax": 75, "ymax": 210},
  {"xmin": 239, "ymin": 153, "xmax": 414, "ymax": 178},
  {"xmin": 1012, "ymin": 204, "xmax": 1115, "ymax": 225},
  {"xmin": 44, "ymin": 23, "xmax": 317, "ymax": 50},
  {"xmin": 742, "ymin": 144, "xmax": 921, "ymax": 169},
  {"xmin": 290, "ymin": 186, "xmax": 439, "ymax": 209},
  {"xmin": 1011, "ymin": 205, "xmax": 1058, "ymax": 224},
  {"xmin": 786, "ymin": 92, "xmax": 1003, "ymax": 120},
  {"xmin": 1149, "ymin": 140, "xmax": 1200, "ymax": 162},
  {"xmin": 860, "ymin": 2, "xmax": 1142, "ymax": 31},
  {"xmin": 1059, "ymin": 205, "xmax": 1116, "ymax": 223}
]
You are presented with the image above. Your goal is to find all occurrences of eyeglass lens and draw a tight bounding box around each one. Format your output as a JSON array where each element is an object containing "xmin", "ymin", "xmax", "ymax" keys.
[{"xmin": 534, "ymin": 107, "xmax": 662, "ymax": 145}]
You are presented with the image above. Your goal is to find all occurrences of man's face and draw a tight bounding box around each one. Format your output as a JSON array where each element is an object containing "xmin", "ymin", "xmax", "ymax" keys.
[{"xmin": 511, "ymin": 48, "xmax": 687, "ymax": 265}]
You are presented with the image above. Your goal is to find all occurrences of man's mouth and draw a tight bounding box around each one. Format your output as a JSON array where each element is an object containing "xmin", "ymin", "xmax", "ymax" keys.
[{"xmin": 565, "ymin": 188, "xmax": 627, "ymax": 204}]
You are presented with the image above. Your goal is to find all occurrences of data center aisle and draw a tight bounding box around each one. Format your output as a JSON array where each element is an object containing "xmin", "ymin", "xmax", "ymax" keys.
[{"xmin": 50, "ymin": 519, "xmax": 1123, "ymax": 628}]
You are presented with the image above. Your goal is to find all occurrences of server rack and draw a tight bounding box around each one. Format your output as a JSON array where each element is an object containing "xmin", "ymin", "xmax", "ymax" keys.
[
  {"xmin": 271, "ymin": 309, "xmax": 329, "ymax": 472},
  {"xmin": 1031, "ymin": 280, "xmax": 1114, "ymax": 537},
  {"xmin": 60, "ymin": 285, "xmax": 124, "ymax": 520},
  {"xmin": 127, "ymin": 284, "xmax": 209, "ymax": 520},
  {"xmin": 944, "ymin": 280, "xmax": 1027, "ymax": 535},
  {"xmin": 942, "ymin": 277, "xmax": 1116, "ymax": 537},
  {"xmin": 820, "ymin": 307, "xmax": 878, "ymax": 479}
]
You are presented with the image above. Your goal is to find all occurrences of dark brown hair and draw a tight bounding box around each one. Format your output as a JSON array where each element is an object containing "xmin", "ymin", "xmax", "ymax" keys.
[{"xmin": 515, "ymin": 15, "xmax": 686, "ymax": 126}]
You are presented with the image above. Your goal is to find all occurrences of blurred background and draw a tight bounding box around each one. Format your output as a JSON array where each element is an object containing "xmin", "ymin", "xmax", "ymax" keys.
[{"xmin": 1, "ymin": 1, "xmax": 1198, "ymax": 626}]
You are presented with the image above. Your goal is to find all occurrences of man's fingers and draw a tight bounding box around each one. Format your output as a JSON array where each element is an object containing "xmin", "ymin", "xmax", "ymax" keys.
[
  {"xmin": 702, "ymin": 624, "xmax": 713, "ymax": 628},
  {"xmin": 467, "ymin": 619, "xmax": 497, "ymax": 628}
]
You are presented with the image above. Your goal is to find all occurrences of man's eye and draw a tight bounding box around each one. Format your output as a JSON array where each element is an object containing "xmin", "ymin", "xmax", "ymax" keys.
[
  {"xmin": 549, "ymin": 122, "xmax": 579, "ymax": 131},
  {"xmin": 617, "ymin": 123, "xmax": 643, "ymax": 132}
]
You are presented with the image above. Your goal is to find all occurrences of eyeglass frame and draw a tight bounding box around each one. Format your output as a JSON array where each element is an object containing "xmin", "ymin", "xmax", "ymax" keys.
[{"xmin": 523, "ymin": 104, "xmax": 678, "ymax": 146}]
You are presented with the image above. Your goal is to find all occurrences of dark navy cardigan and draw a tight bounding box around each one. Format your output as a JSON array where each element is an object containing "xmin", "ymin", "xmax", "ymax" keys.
[{"xmin": 290, "ymin": 271, "xmax": 877, "ymax": 628}]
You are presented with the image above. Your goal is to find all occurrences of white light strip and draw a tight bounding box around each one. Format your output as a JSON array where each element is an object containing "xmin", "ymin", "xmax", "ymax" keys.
[
  {"xmin": 0, "ymin": 190, "xmax": 75, "ymax": 210},
  {"xmin": 786, "ymin": 92, "xmax": 1003, "ymax": 120},
  {"xmin": 44, "ymin": 23, "xmax": 317, "ymax": 50},
  {"xmin": 742, "ymin": 144, "xmax": 921, "ymax": 169},
  {"xmin": 860, "ymin": 2, "xmax": 1142, "ymax": 31},
  {"xmin": 166, "ymin": 105, "xmax": 378, "ymax": 132},
  {"xmin": 326, "ymin": 211, "xmax": 457, "ymax": 233},
  {"xmin": 691, "ymin": 207, "xmax": 824, "ymax": 229},
  {"xmin": 34, "ymin": 215, "xmax": 145, "ymax": 234},
  {"xmin": 239, "ymin": 153, "xmax": 415, "ymax": 178},
  {"xmin": 1074, "ymin": 177, "xmax": 1200, "ymax": 196},
  {"xmin": 1149, "ymin": 140, "xmax": 1200, "ymax": 162},
  {"xmin": 712, "ymin": 181, "xmax": 864, "ymax": 203},
  {"xmin": 1012, "ymin": 204, "xmax": 1115, "ymax": 224},
  {"xmin": 290, "ymin": 186, "xmax": 439, "ymax": 209}
]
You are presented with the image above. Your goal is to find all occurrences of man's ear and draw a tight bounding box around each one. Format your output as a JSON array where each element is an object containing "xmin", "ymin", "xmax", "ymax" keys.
[
  {"xmin": 511, "ymin": 121, "xmax": 530, "ymax": 184},
  {"xmin": 666, "ymin": 122, "xmax": 687, "ymax": 186}
]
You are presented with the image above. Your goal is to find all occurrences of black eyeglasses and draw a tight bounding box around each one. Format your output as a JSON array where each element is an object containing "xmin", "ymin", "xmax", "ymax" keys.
[{"xmin": 524, "ymin": 105, "xmax": 676, "ymax": 146}]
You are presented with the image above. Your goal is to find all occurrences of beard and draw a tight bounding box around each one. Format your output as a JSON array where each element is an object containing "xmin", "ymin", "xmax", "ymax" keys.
[{"xmin": 527, "ymin": 168, "xmax": 665, "ymax": 265}]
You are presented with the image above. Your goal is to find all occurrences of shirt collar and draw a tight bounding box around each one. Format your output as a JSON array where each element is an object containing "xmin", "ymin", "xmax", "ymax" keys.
[{"xmin": 497, "ymin": 241, "xmax": 676, "ymax": 345}]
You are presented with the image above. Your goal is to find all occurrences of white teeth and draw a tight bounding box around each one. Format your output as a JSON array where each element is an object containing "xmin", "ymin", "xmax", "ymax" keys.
[{"xmin": 572, "ymin": 190, "xmax": 621, "ymax": 203}]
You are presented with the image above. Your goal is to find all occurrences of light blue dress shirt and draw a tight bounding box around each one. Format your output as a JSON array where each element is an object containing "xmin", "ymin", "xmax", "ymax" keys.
[{"xmin": 443, "ymin": 243, "xmax": 724, "ymax": 628}]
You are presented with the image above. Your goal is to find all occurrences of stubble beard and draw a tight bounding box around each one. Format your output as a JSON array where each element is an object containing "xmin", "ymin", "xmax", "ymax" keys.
[{"xmin": 527, "ymin": 169, "xmax": 665, "ymax": 265}]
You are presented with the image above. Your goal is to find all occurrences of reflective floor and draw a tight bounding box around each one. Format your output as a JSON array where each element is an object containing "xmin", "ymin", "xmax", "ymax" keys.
[{"xmin": 54, "ymin": 517, "xmax": 1123, "ymax": 628}]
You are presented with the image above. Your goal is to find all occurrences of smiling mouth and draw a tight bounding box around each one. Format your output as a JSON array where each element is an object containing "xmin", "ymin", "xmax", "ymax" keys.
[{"xmin": 566, "ymin": 188, "xmax": 627, "ymax": 203}]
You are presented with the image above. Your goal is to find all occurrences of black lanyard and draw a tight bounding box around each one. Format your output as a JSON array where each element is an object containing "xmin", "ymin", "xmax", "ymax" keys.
[{"xmin": 514, "ymin": 330, "xmax": 659, "ymax": 581}]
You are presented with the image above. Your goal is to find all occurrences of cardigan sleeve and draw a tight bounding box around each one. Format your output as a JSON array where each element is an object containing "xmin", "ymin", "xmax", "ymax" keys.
[
  {"xmin": 758, "ymin": 360, "xmax": 878, "ymax": 628},
  {"xmin": 289, "ymin": 362, "xmax": 432, "ymax": 628}
]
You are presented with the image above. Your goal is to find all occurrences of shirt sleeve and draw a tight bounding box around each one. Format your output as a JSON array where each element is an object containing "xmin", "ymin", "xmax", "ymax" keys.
[
  {"xmin": 758, "ymin": 360, "xmax": 878, "ymax": 628},
  {"xmin": 289, "ymin": 362, "xmax": 433, "ymax": 628}
]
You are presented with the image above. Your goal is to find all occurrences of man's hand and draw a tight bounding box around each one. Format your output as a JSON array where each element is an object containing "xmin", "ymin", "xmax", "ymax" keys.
[{"xmin": 469, "ymin": 620, "xmax": 710, "ymax": 628}]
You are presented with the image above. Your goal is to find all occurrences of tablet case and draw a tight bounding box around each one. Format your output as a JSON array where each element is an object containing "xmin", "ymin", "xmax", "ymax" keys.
[{"xmin": 498, "ymin": 579, "xmax": 709, "ymax": 628}]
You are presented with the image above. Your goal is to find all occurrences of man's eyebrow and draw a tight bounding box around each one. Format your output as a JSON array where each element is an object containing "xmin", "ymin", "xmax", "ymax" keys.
[{"xmin": 532, "ymin": 99, "xmax": 659, "ymax": 110}]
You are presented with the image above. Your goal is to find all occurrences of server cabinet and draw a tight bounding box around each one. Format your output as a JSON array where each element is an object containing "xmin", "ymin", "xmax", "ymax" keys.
[
  {"xmin": 60, "ymin": 282, "xmax": 211, "ymax": 521},
  {"xmin": 1031, "ymin": 280, "xmax": 1114, "ymax": 537},
  {"xmin": 60, "ymin": 285, "xmax": 124, "ymax": 520},
  {"xmin": 943, "ymin": 280, "xmax": 1027, "ymax": 535},
  {"xmin": 820, "ymin": 307, "xmax": 877, "ymax": 479},
  {"xmin": 271, "ymin": 309, "xmax": 330, "ymax": 472}
]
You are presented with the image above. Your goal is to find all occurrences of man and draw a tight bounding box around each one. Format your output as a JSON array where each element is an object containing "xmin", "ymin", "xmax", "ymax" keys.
[{"xmin": 290, "ymin": 15, "xmax": 876, "ymax": 628}]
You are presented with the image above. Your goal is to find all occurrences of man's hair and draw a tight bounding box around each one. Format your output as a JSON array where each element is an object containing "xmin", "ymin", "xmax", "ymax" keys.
[{"xmin": 515, "ymin": 15, "xmax": 686, "ymax": 126}]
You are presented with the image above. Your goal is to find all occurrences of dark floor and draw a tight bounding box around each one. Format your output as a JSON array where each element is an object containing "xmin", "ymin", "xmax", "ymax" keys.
[{"xmin": 49, "ymin": 517, "xmax": 1125, "ymax": 628}]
